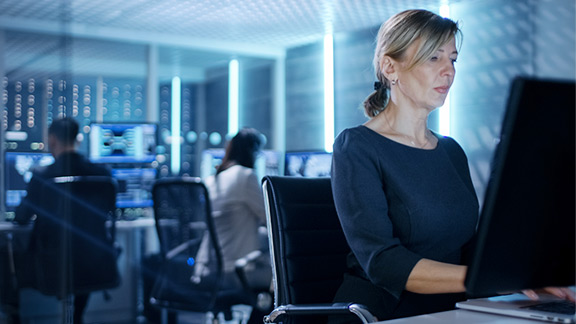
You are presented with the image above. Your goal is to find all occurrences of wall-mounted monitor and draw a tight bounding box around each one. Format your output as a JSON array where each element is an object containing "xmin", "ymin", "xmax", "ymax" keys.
[
  {"xmin": 4, "ymin": 152, "xmax": 55, "ymax": 217},
  {"xmin": 89, "ymin": 123, "xmax": 157, "ymax": 164},
  {"xmin": 284, "ymin": 151, "xmax": 332, "ymax": 177}
]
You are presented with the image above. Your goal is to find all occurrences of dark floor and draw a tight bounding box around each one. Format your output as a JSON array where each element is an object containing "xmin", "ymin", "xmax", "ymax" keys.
[{"xmin": 0, "ymin": 305, "xmax": 252, "ymax": 324}]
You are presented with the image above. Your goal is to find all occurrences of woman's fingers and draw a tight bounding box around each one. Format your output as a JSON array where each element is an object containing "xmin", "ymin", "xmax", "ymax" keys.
[{"xmin": 522, "ymin": 287, "xmax": 576, "ymax": 302}]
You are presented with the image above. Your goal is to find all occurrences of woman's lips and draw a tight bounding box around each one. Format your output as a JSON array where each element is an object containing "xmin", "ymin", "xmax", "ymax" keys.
[{"xmin": 434, "ymin": 86, "xmax": 450, "ymax": 94}]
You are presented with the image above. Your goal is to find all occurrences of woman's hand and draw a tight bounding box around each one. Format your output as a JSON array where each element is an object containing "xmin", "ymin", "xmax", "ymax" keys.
[{"xmin": 522, "ymin": 287, "xmax": 576, "ymax": 302}]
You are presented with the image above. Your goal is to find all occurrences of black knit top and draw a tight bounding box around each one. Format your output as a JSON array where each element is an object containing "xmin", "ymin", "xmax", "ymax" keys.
[{"xmin": 331, "ymin": 125, "xmax": 479, "ymax": 319}]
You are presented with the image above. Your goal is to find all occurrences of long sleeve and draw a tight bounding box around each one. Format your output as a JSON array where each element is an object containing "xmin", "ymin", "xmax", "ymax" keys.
[
  {"xmin": 331, "ymin": 129, "xmax": 422, "ymax": 299},
  {"xmin": 240, "ymin": 171, "xmax": 266, "ymax": 225}
]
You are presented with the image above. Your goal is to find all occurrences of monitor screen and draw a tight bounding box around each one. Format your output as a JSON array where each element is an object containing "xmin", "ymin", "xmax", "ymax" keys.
[
  {"xmin": 200, "ymin": 149, "xmax": 283, "ymax": 180},
  {"xmin": 255, "ymin": 150, "xmax": 283, "ymax": 181},
  {"xmin": 200, "ymin": 148, "xmax": 225, "ymax": 179},
  {"xmin": 4, "ymin": 152, "xmax": 55, "ymax": 215},
  {"xmin": 111, "ymin": 167, "xmax": 157, "ymax": 208},
  {"xmin": 89, "ymin": 123, "xmax": 157, "ymax": 164},
  {"xmin": 284, "ymin": 151, "xmax": 332, "ymax": 177},
  {"xmin": 465, "ymin": 77, "xmax": 575, "ymax": 297}
]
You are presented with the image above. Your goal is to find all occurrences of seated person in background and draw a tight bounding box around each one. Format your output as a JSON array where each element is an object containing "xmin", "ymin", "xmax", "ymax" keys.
[
  {"xmin": 204, "ymin": 127, "xmax": 270, "ymax": 323},
  {"xmin": 13, "ymin": 117, "xmax": 111, "ymax": 324}
]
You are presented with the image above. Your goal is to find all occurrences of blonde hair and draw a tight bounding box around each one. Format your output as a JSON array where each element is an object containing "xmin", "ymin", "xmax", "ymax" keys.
[{"xmin": 364, "ymin": 9, "xmax": 461, "ymax": 117}]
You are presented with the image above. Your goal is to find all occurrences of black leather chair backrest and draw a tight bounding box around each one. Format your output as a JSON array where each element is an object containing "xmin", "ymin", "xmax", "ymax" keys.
[
  {"xmin": 33, "ymin": 176, "xmax": 120, "ymax": 297},
  {"xmin": 262, "ymin": 176, "xmax": 350, "ymax": 307},
  {"xmin": 150, "ymin": 177, "xmax": 224, "ymax": 312}
]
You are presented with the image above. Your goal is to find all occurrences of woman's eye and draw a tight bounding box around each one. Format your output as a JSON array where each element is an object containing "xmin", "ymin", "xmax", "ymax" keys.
[{"xmin": 430, "ymin": 56, "xmax": 438, "ymax": 61}]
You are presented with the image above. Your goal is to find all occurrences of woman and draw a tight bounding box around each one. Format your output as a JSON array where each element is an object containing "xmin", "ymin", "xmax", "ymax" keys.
[
  {"xmin": 204, "ymin": 127, "xmax": 267, "ymax": 274},
  {"xmin": 331, "ymin": 9, "xmax": 574, "ymax": 322},
  {"xmin": 330, "ymin": 9, "xmax": 478, "ymax": 321},
  {"xmin": 204, "ymin": 128, "xmax": 270, "ymax": 323}
]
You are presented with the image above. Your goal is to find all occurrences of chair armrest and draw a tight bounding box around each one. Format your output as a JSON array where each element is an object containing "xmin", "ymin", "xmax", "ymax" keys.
[
  {"xmin": 234, "ymin": 250, "xmax": 264, "ymax": 289},
  {"xmin": 235, "ymin": 250, "xmax": 263, "ymax": 268},
  {"xmin": 264, "ymin": 303, "xmax": 377, "ymax": 323}
]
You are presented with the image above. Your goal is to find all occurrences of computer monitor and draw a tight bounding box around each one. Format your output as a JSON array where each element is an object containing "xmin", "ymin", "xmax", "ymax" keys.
[
  {"xmin": 255, "ymin": 150, "xmax": 283, "ymax": 181},
  {"xmin": 89, "ymin": 123, "xmax": 157, "ymax": 164},
  {"xmin": 200, "ymin": 148, "xmax": 283, "ymax": 180},
  {"xmin": 284, "ymin": 151, "xmax": 332, "ymax": 177},
  {"xmin": 111, "ymin": 167, "xmax": 157, "ymax": 209},
  {"xmin": 4, "ymin": 152, "xmax": 55, "ymax": 217},
  {"xmin": 465, "ymin": 77, "xmax": 575, "ymax": 297},
  {"xmin": 200, "ymin": 148, "xmax": 225, "ymax": 179}
]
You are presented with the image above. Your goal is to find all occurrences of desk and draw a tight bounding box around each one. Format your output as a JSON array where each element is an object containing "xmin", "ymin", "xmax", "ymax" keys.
[
  {"xmin": 379, "ymin": 309, "xmax": 549, "ymax": 323},
  {"xmin": 0, "ymin": 217, "xmax": 158, "ymax": 323},
  {"xmin": 116, "ymin": 217, "xmax": 158, "ymax": 323}
]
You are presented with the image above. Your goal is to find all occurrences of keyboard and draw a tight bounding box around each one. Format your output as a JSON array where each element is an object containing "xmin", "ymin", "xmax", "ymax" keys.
[{"xmin": 524, "ymin": 300, "xmax": 576, "ymax": 315}]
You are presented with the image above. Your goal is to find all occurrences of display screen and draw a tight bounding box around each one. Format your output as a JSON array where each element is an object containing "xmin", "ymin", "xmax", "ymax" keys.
[
  {"xmin": 4, "ymin": 152, "xmax": 55, "ymax": 215},
  {"xmin": 255, "ymin": 150, "xmax": 282, "ymax": 180},
  {"xmin": 89, "ymin": 123, "xmax": 157, "ymax": 164},
  {"xmin": 111, "ymin": 167, "xmax": 157, "ymax": 208},
  {"xmin": 284, "ymin": 151, "xmax": 332, "ymax": 177},
  {"xmin": 200, "ymin": 148, "xmax": 225, "ymax": 179},
  {"xmin": 200, "ymin": 149, "xmax": 282, "ymax": 180}
]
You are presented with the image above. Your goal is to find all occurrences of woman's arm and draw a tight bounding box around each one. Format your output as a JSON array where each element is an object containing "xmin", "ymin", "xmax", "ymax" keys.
[
  {"xmin": 405, "ymin": 259, "xmax": 467, "ymax": 294},
  {"xmin": 407, "ymin": 260, "xmax": 576, "ymax": 301},
  {"xmin": 242, "ymin": 169, "xmax": 267, "ymax": 224}
]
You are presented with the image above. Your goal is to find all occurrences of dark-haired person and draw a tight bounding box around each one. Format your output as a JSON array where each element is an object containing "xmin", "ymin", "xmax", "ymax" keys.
[
  {"xmin": 13, "ymin": 117, "xmax": 111, "ymax": 324},
  {"xmin": 204, "ymin": 128, "xmax": 269, "ymax": 323},
  {"xmin": 330, "ymin": 9, "xmax": 574, "ymax": 322}
]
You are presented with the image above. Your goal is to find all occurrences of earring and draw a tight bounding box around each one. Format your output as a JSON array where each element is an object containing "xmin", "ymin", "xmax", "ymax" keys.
[{"xmin": 391, "ymin": 79, "xmax": 397, "ymax": 86}]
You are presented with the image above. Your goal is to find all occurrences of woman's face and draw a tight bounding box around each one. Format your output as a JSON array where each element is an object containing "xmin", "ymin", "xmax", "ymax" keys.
[{"xmin": 394, "ymin": 37, "xmax": 458, "ymax": 111}]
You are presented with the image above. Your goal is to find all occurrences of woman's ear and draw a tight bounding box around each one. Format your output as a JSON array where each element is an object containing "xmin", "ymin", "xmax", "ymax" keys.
[{"xmin": 380, "ymin": 56, "xmax": 397, "ymax": 81}]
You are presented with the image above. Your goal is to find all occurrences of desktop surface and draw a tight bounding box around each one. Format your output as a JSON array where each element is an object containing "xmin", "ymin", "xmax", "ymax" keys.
[{"xmin": 377, "ymin": 309, "xmax": 547, "ymax": 323}]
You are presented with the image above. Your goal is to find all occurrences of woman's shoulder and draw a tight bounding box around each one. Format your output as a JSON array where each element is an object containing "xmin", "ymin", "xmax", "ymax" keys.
[
  {"xmin": 220, "ymin": 165, "xmax": 258, "ymax": 182},
  {"xmin": 433, "ymin": 133, "xmax": 470, "ymax": 165},
  {"xmin": 337, "ymin": 125, "xmax": 371, "ymax": 137},
  {"xmin": 433, "ymin": 132, "xmax": 466, "ymax": 154},
  {"xmin": 334, "ymin": 125, "xmax": 375, "ymax": 147}
]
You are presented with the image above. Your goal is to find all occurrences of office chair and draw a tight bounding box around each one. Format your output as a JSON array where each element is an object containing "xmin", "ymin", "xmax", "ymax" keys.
[
  {"xmin": 30, "ymin": 175, "xmax": 121, "ymax": 324},
  {"xmin": 150, "ymin": 177, "xmax": 252, "ymax": 324},
  {"xmin": 234, "ymin": 227, "xmax": 274, "ymax": 322},
  {"xmin": 261, "ymin": 176, "xmax": 376, "ymax": 324}
]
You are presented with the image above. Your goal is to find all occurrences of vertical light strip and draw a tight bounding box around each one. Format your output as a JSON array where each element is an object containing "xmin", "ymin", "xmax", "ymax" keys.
[
  {"xmin": 228, "ymin": 59, "xmax": 239, "ymax": 137},
  {"xmin": 171, "ymin": 76, "xmax": 181, "ymax": 175},
  {"xmin": 439, "ymin": 3, "xmax": 451, "ymax": 136},
  {"xmin": 323, "ymin": 34, "xmax": 335, "ymax": 153},
  {"xmin": 146, "ymin": 45, "xmax": 159, "ymax": 123},
  {"xmin": 273, "ymin": 56, "xmax": 286, "ymax": 161},
  {"xmin": 440, "ymin": 3, "xmax": 450, "ymax": 17},
  {"xmin": 95, "ymin": 76, "xmax": 104, "ymax": 123}
]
